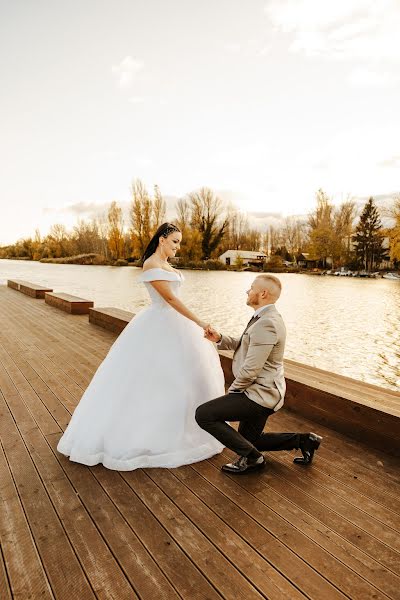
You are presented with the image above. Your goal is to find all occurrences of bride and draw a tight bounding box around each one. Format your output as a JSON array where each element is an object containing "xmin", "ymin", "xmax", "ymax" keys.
[{"xmin": 57, "ymin": 222, "xmax": 225, "ymax": 470}]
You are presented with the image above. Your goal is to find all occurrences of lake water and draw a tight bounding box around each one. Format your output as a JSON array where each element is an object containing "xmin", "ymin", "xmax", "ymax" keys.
[{"xmin": 1, "ymin": 259, "xmax": 399, "ymax": 392}]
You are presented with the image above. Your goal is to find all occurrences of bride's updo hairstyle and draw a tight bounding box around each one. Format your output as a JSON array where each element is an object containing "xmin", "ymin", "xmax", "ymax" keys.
[{"xmin": 142, "ymin": 222, "xmax": 181, "ymax": 262}]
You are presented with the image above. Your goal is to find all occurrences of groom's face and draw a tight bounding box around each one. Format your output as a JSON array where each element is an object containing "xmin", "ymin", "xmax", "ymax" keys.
[{"xmin": 246, "ymin": 278, "xmax": 264, "ymax": 308}]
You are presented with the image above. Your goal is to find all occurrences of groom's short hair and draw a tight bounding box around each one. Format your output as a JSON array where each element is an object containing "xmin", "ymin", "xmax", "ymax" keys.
[{"xmin": 256, "ymin": 274, "xmax": 282, "ymax": 300}]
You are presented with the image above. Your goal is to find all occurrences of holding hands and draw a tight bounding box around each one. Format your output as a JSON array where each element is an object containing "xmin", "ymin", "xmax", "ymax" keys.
[
  {"xmin": 197, "ymin": 321, "xmax": 221, "ymax": 343},
  {"xmin": 203, "ymin": 325, "xmax": 222, "ymax": 343}
]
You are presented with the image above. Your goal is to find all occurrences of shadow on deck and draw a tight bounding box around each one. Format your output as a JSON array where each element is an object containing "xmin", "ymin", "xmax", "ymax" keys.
[{"xmin": 0, "ymin": 284, "xmax": 399, "ymax": 600}]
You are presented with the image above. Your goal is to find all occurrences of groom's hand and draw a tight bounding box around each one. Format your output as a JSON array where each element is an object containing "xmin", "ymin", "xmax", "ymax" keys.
[{"xmin": 204, "ymin": 326, "xmax": 222, "ymax": 343}]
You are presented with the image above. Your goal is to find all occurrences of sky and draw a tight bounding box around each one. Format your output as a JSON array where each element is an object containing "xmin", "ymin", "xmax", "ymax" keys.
[{"xmin": 1, "ymin": 0, "xmax": 400, "ymax": 244}]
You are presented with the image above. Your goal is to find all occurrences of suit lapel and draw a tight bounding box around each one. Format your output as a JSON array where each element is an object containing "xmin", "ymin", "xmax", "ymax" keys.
[
  {"xmin": 237, "ymin": 315, "xmax": 260, "ymax": 347},
  {"xmin": 236, "ymin": 305, "xmax": 277, "ymax": 350}
]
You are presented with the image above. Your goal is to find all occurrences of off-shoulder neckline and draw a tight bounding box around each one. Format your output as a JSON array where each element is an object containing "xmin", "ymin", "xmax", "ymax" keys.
[{"xmin": 141, "ymin": 267, "xmax": 182, "ymax": 277}]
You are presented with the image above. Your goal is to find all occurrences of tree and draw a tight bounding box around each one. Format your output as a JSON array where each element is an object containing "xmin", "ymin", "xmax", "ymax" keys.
[
  {"xmin": 352, "ymin": 197, "xmax": 385, "ymax": 271},
  {"xmin": 153, "ymin": 185, "xmax": 166, "ymax": 230},
  {"xmin": 107, "ymin": 201, "xmax": 124, "ymax": 260},
  {"xmin": 267, "ymin": 225, "xmax": 281, "ymax": 256},
  {"xmin": 129, "ymin": 179, "xmax": 166, "ymax": 257},
  {"xmin": 333, "ymin": 199, "xmax": 356, "ymax": 267},
  {"xmin": 307, "ymin": 189, "xmax": 335, "ymax": 267},
  {"xmin": 226, "ymin": 206, "xmax": 248, "ymax": 250},
  {"xmin": 188, "ymin": 188, "xmax": 228, "ymax": 260},
  {"xmin": 73, "ymin": 219, "xmax": 102, "ymax": 255},
  {"xmin": 130, "ymin": 179, "xmax": 152, "ymax": 257},
  {"xmin": 48, "ymin": 223, "xmax": 69, "ymax": 257},
  {"xmin": 280, "ymin": 217, "xmax": 307, "ymax": 261},
  {"xmin": 174, "ymin": 198, "xmax": 201, "ymax": 260},
  {"xmin": 388, "ymin": 197, "xmax": 400, "ymax": 264}
]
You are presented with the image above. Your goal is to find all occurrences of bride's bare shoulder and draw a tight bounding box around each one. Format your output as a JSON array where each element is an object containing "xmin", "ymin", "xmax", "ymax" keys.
[{"xmin": 142, "ymin": 257, "xmax": 160, "ymax": 272}]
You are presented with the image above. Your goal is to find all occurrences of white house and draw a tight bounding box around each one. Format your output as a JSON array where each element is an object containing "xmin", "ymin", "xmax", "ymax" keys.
[{"xmin": 219, "ymin": 250, "xmax": 267, "ymax": 266}]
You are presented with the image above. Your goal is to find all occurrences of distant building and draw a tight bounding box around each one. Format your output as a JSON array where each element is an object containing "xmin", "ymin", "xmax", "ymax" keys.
[
  {"xmin": 296, "ymin": 253, "xmax": 333, "ymax": 269},
  {"xmin": 219, "ymin": 250, "xmax": 267, "ymax": 266}
]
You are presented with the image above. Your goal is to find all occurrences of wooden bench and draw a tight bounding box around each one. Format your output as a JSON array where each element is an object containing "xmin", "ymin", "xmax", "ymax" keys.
[
  {"xmin": 218, "ymin": 350, "xmax": 400, "ymax": 456},
  {"xmin": 45, "ymin": 292, "xmax": 94, "ymax": 314},
  {"xmin": 89, "ymin": 307, "xmax": 134, "ymax": 334},
  {"xmin": 7, "ymin": 279, "xmax": 53, "ymax": 298}
]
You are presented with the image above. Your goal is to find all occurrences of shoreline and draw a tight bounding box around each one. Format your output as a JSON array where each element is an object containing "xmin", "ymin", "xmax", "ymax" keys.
[{"xmin": 1, "ymin": 257, "xmax": 398, "ymax": 277}]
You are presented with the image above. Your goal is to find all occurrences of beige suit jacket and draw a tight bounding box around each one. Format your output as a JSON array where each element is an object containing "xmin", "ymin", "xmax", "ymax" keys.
[{"xmin": 218, "ymin": 304, "xmax": 286, "ymax": 410}]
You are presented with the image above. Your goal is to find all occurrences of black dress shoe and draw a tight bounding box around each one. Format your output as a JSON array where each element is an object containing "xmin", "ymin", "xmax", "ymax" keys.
[
  {"xmin": 222, "ymin": 454, "xmax": 266, "ymax": 474},
  {"xmin": 294, "ymin": 433, "xmax": 323, "ymax": 465}
]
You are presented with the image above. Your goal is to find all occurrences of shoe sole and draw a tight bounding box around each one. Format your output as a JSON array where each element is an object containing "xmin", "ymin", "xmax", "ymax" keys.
[{"xmin": 222, "ymin": 462, "xmax": 266, "ymax": 474}]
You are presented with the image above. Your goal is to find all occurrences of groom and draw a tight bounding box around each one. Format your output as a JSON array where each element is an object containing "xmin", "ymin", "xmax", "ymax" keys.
[{"xmin": 196, "ymin": 274, "xmax": 322, "ymax": 474}]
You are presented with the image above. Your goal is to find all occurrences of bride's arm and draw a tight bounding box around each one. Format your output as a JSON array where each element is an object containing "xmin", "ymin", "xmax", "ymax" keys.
[{"xmin": 150, "ymin": 280, "xmax": 207, "ymax": 328}]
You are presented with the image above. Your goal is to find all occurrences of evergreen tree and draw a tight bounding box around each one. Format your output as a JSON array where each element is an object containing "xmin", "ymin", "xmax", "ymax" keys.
[{"xmin": 352, "ymin": 198, "xmax": 385, "ymax": 271}]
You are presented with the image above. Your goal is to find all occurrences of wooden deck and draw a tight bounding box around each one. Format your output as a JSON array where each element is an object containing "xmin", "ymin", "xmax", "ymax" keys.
[{"xmin": 0, "ymin": 284, "xmax": 399, "ymax": 600}]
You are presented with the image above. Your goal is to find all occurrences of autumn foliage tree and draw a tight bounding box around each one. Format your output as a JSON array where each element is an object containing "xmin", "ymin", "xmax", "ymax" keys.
[
  {"xmin": 129, "ymin": 179, "xmax": 166, "ymax": 257},
  {"xmin": 307, "ymin": 189, "xmax": 335, "ymax": 267},
  {"xmin": 388, "ymin": 197, "xmax": 400, "ymax": 265},
  {"xmin": 107, "ymin": 201, "xmax": 124, "ymax": 260}
]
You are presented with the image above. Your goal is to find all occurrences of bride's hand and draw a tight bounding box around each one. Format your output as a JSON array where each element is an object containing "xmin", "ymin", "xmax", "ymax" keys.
[
  {"xmin": 198, "ymin": 320, "xmax": 210, "ymax": 330},
  {"xmin": 204, "ymin": 325, "xmax": 221, "ymax": 343}
]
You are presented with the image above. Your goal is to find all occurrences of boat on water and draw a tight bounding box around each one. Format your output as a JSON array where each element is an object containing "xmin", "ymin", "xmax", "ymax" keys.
[{"xmin": 382, "ymin": 272, "xmax": 400, "ymax": 280}]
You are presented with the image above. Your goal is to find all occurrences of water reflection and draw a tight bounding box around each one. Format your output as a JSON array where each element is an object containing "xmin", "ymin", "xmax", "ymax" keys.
[{"xmin": 1, "ymin": 260, "xmax": 399, "ymax": 391}]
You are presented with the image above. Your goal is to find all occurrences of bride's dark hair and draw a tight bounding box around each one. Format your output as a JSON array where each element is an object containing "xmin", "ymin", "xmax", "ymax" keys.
[{"xmin": 141, "ymin": 222, "xmax": 181, "ymax": 263}]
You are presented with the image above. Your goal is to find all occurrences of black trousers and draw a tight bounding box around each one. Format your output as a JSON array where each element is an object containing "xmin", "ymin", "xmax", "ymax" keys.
[{"xmin": 195, "ymin": 392, "xmax": 301, "ymax": 457}]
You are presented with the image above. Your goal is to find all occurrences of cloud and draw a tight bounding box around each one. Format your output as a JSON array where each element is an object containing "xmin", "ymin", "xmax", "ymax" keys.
[
  {"xmin": 43, "ymin": 202, "xmax": 114, "ymax": 219},
  {"xmin": 264, "ymin": 0, "xmax": 400, "ymax": 62},
  {"xmin": 112, "ymin": 56, "xmax": 144, "ymax": 88},
  {"xmin": 348, "ymin": 67, "xmax": 400, "ymax": 87},
  {"xmin": 248, "ymin": 210, "xmax": 283, "ymax": 219}
]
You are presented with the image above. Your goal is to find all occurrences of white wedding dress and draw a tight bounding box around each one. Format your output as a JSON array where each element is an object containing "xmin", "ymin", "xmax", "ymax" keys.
[{"xmin": 57, "ymin": 268, "xmax": 224, "ymax": 470}]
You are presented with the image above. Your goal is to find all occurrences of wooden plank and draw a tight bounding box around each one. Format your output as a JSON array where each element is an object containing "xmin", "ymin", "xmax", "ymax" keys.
[
  {"xmin": 270, "ymin": 445, "xmax": 400, "ymax": 532},
  {"xmin": 218, "ymin": 451, "xmax": 400, "ymax": 576},
  {"xmin": 265, "ymin": 411, "xmax": 400, "ymax": 516},
  {"xmin": 0, "ymin": 387, "xmax": 96, "ymax": 600},
  {"xmin": 0, "ymin": 546, "xmax": 12, "ymax": 600},
  {"xmin": 0, "ymin": 346, "xmax": 63, "ymax": 436},
  {"xmin": 146, "ymin": 467, "xmax": 305, "ymax": 600},
  {"xmin": 2, "ymin": 394, "xmax": 139, "ymax": 599},
  {"xmin": 57, "ymin": 456, "xmax": 219, "ymax": 600},
  {"xmin": 209, "ymin": 452, "xmax": 400, "ymax": 600},
  {"xmin": 122, "ymin": 470, "xmax": 265, "ymax": 600},
  {"xmin": 1, "ymin": 354, "xmax": 72, "ymax": 430},
  {"xmin": 0, "ymin": 432, "xmax": 52, "ymax": 600},
  {"xmin": 284, "ymin": 359, "xmax": 400, "ymax": 407},
  {"xmin": 269, "ymin": 408, "xmax": 400, "ymax": 492},
  {"xmin": 286, "ymin": 381, "xmax": 400, "ymax": 451},
  {"xmin": 188, "ymin": 461, "xmax": 387, "ymax": 600},
  {"xmin": 0, "ymin": 315, "xmax": 182, "ymax": 599}
]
